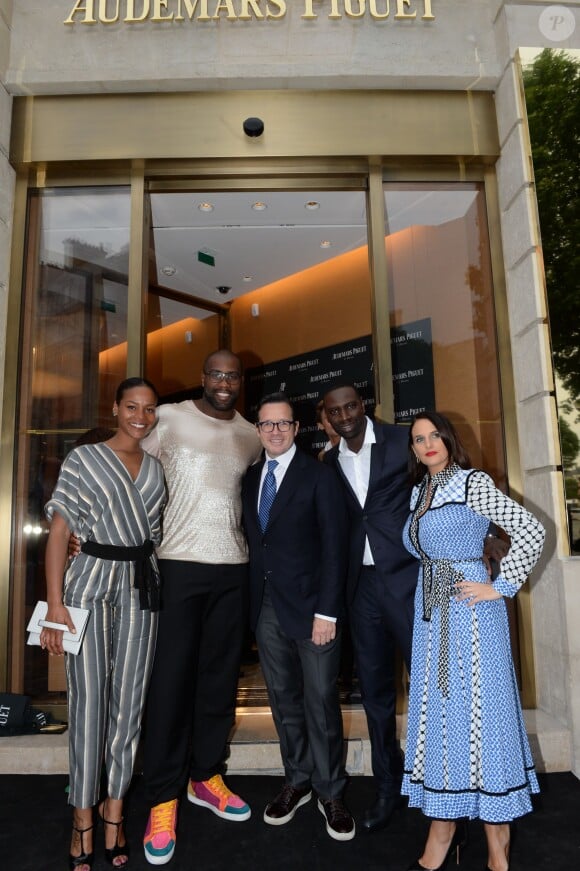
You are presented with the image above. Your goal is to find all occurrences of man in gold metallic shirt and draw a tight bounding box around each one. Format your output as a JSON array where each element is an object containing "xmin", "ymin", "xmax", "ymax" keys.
[{"xmin": 141, "ymin": 349, "xmax": 262, "ymax": 866}]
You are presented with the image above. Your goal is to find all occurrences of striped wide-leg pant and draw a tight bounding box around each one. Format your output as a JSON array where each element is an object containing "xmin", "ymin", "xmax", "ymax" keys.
[{"xmin": 65, "ymin": 562, "xmax": 157, "ymax": 808}]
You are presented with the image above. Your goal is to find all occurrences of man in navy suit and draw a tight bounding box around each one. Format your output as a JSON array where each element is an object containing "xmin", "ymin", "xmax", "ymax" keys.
[
  {"xmin": 322, "ymin": 383, "xmax": 418, "ymax": 833},
  {"xmin": 241, "ymin": 392, "xmax": 355, "ymax": 842}
]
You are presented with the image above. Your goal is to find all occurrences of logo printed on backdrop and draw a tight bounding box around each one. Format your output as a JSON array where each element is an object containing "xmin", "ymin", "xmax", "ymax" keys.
[
  {"xmin": 64, "ymin": 1, "xmax": 436, "ymax": 26},
  {"xmin": 390, "ymin": 317, "xmax": 435, "ymax": 422},
  {"xmin": 245, "ymin": 323, "xmax": 435, "ymax": 454},
  {"xmin": 245, "ymin": 337, "xmax": 375, "ymax": 456}
]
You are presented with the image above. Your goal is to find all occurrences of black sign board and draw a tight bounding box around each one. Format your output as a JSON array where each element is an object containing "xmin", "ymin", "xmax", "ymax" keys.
[
  {"xmin": 390, "ymin": 318, "xmax": 435, "ymax": 422},
  {"xmin": 245, "ymin": 320, "xmax": 434, "ymax": 454},
  {"xmin": 245, "ymin": 336, "xmax": 375, "ymax": 455}
]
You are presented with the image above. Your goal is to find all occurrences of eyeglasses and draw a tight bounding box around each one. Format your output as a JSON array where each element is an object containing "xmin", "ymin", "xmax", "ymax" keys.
[
  {"xmin": 256, "ymin": 420, "xmax": 295, "ymax": 433},
  {"xmin": 204, "ymin": 369, "xmax": 241, "ymax": 384}
]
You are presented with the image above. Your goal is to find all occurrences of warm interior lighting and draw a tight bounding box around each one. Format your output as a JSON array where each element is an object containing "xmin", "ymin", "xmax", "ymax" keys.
[{"xmin": 31, "ymin": 371, "xmax": 82, "ymax": 398}]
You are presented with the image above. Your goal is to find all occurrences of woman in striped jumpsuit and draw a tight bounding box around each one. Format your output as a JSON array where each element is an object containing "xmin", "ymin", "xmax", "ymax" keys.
[{"xmin": 41, "ymin": 378, "xmax": 166, "ymax": 871}]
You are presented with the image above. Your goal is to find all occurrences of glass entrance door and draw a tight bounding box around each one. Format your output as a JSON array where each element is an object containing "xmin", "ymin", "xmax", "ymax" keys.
[
  {"xmin": 9, "ymin": 174, "xmax": 514, "ymax": 707},
  {"xmin": 14, "ymin": 186, "xmax": 131, "ymax": 699},
  {"xmin": 12, "ymin": 182, "xmax": 373, "ymax": 705},
  {"xmin": 145, "ymin": 186, "xmax": 372, "ymax": 705}
]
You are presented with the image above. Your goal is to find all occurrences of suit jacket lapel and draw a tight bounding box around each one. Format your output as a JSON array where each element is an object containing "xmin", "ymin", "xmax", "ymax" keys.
[
  {"xmin": 366, "ymin": 422, "xmax": 385, "ymax": 504},
  {"xmin": 249, "ymin": 458, "xmax": 265, "ymax": 528},
  {"xmin": 326, "ymin": 444, "xmax": 360, "ymax": 508},
  {"xmin": 266, "ymin": 452, "xmax": 303, "ymax": 530}
]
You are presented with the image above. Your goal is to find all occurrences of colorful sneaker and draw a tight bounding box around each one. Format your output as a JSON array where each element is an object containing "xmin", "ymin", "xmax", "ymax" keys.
[
  {"xmin": 187, "ymin": 774, "xmax": 251, "ymax": 821},
  {"xmin": 143, "ymin": 799, "xmax": 178, "ymax": 865}
]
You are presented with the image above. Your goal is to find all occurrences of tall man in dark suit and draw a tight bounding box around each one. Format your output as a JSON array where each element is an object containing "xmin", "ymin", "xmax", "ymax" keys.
[
  {"xmin": 241, "ymin": 392, "xmax": 355, "ymax": 842},
  {"xmin": 322, "ymin": 383, "xmax": 418, "ymax": 833}
]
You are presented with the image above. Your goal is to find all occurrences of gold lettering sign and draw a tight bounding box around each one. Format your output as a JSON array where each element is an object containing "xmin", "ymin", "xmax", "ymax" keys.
[{"xmin": 64, "ymin": 0, "xmax": 435, "ymax": 25}]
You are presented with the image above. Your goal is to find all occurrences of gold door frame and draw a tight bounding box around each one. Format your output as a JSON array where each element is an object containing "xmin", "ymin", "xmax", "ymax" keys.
[{"xmin": 2, "ymin": 89, "xmax": 532, "ymax": 705}]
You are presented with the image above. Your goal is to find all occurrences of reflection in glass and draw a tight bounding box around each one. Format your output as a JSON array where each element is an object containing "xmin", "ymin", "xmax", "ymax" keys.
[
  {"xmin": 384, "ymin": 183, "xmax": 505, "ymax": 486},
  {"xmin": 146, "ymin": 188, "xmax": 372, "ymax": 706},
  {"xmin": 147, "ymin": 190, "xmax": 372, "ymax": 410},
  {"xmin": 16, "ymin": 187, "xmax": 130, "ymax": 699}
]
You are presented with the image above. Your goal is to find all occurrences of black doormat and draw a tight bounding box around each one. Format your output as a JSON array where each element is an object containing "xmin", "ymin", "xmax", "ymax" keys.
[{"xmin": 1, "ymin": 772, "xmax": 579, "ymax": 870}]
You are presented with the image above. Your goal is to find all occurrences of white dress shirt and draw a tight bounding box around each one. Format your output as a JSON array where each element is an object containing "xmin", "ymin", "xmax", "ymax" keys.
[{"xmin": 337, "ymin": 416, "xmax": 376, "ymax": 565}]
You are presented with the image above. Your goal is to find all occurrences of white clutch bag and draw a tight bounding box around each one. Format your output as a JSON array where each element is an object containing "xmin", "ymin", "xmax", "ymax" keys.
[{"xmin": 26, "ymin": 601, "xmax": 90, "ymax": 655}]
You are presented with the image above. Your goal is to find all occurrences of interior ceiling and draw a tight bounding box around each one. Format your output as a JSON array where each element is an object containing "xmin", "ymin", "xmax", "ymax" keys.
[
  {"xmin": 42, "ymin": 187, "xmax": 478, "ymax": 326},
  {"xmin": 150, "ymin": 188, "xmax": 476, "ymax": 324},
  {"xmin": 150, "ymin": 190, "xmax": 369, "ymax": 321}
]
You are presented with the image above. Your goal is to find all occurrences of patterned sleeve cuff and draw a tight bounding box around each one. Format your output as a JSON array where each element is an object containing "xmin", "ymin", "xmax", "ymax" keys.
[{"xmin": 492, "ymin": 576, "xmax": 517, "ymax": 598}]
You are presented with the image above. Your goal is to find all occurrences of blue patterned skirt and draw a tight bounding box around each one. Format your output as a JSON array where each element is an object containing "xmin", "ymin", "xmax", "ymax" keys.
[{"xmin": 402, "ymin": 576, "xmax": 539, "ymax": 822}]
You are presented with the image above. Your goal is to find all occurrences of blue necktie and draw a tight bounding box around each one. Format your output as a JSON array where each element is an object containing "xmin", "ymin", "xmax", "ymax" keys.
[{"xmin": 258, "ymin": 459, "xmax": 278, "ymax": 532}]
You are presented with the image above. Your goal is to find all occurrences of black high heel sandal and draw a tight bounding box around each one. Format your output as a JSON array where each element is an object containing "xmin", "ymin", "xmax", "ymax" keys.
[
  {"xmin": 98, "ymin": 802, "xmax": 130, "ymax": 867},
  {"xmin": 69, "ymin": 823, "xmax": 94, "ymax": 870},
  {"xmin": 407, "ymin": 819, "xmax": 469, "ymax": 871}
]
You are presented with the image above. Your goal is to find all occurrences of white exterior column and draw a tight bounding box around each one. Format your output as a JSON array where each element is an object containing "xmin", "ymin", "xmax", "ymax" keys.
[{"xmin": 494, "ymin": 2, "xmax": 580, "ymax": 775}]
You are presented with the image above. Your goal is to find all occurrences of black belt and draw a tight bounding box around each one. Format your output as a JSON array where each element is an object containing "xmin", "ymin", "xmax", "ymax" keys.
[{"xmin": 80, "ymin": 539, "xmax": 160, "ymax": 611}]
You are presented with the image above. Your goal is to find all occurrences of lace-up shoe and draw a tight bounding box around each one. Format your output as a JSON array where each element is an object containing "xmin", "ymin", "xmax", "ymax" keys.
[
  {"xmin": 263, "ymin": 784, "xmax": 312, "ymax": 825},
  {"xmin": 317, "ymin": 798, "xmax": 355, "ymax": 841},
  {"xmin": 187, "ymin": 775, "xmax": 251, "ymax": 821},
  {"xmin": 143, "ymin": 799, "xmax": 178, "ymax": 865}
]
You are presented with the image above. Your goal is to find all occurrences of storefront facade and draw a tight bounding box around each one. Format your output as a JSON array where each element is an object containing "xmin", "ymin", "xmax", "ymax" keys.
[{"xmin": 0, "ymin": 1, "xmax": 578, "ymax": 773}]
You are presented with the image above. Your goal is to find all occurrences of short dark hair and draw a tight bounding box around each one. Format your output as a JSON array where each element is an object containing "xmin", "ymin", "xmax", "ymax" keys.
[
  {"xmin": 322, "ymin": 381, "xmax": 360, "ymax": 402},
  {"xmin": 408, "ymin": 411, "xmax": 471, "ymax": 484},
  {"xmin": 115, "ymin": 377, "xmax": 159, "ymax": 404},
  {"xmin": 258, "ymin": 392, "xmax": 294, "ymax": 417},
  {"xmin": 203, "ymin": 349, "xmax": 243, "ymax": 374}
]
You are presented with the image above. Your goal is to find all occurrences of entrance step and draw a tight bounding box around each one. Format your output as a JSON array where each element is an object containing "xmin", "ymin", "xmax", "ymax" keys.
[{"xmin": 0, "ymin": 707, "xmax": 571, "ymax": 776}]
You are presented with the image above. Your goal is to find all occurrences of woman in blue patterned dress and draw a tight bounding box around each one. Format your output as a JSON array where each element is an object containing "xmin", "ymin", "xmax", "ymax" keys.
[
  {"xmin": 41, "ymin": 378, "xmax": 166, "ymax": 871},
  {"xmin": 401, "ymin": 412, "xmax": 545, "ymax": 871}
]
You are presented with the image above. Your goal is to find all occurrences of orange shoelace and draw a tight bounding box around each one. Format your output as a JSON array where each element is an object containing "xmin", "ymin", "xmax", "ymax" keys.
[{"xmin": 149, "ymin": 799, "xmax": 177, "ymax": 835}]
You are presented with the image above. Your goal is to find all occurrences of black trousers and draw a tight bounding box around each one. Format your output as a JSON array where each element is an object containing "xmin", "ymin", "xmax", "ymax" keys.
[
  {"xmin": 256, "ymin": 589, "xmax": 347, "ymax": 800},
  {"xmin": 350, "ymin": 566, "xmax": 414, "ymax": 798},
  {"xmin": 143, "ymin": 559, "xmax": 248, "ymax": 806}
]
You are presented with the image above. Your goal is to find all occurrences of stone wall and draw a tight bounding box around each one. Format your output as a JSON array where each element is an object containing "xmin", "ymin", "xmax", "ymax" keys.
[
  {"xmin": 6, "ymin": 1, "xmax": 502, "ymax": 94},
  {"xmin": 494, "ymin": 4, "xmax": 580, "ymax": 775}
]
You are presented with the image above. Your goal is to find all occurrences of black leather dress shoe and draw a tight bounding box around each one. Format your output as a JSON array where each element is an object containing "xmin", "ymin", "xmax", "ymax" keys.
[{"xmin": 361, "ymin": 795, "xmax": 400, "ymax": 832}]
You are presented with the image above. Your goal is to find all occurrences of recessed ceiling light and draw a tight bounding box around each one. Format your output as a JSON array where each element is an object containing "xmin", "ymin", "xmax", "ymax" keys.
[
  {"xmin": 320, "ymin": 240, "xmax": 332, "ymax": 248},
  {"xmin": 305, "ymin": 201, "xmax": 320, "ymax": 210},
  {"xmin": 161, "ymin": 265, "xmax": 177, "ymax": 276},
  {"xmin": 242, "ymin": 276, "xmax": 253, "ymax": 282},
  {"xmin": 198, "ymin": 202, "xmax": 214, "ymax": 212},
  {"xmin": 252, "ymin": 202, "xmax": 267, "ymax": 211}
]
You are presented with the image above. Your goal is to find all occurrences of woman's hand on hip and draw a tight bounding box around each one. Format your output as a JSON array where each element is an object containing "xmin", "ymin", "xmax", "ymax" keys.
[{"xmin": 455, "ymin": 580, "xmax": 503, "ymax": 606}]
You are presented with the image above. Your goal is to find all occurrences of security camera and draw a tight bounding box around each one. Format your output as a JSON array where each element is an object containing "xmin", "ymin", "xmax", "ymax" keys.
[
  {"xmin": 243, "ymin": 117, "xmax": 264, "ymax": 137},
  {"xmin": 216, "ymin": 285, "xmax": 231, "ymax": 295}
]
